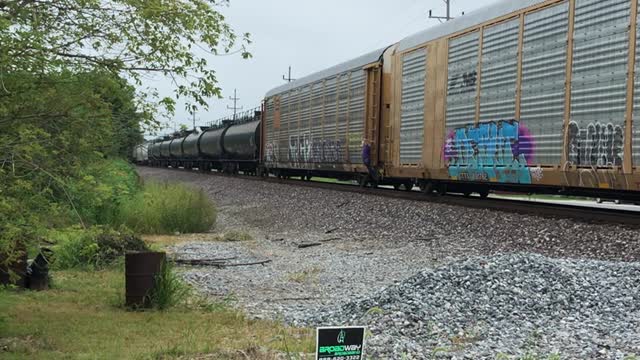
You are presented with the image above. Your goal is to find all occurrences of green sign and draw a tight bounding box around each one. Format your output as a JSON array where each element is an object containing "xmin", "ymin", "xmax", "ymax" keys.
[{"xmin": 316, "ymin": 326, "xmax": 366, "ymax": 360}]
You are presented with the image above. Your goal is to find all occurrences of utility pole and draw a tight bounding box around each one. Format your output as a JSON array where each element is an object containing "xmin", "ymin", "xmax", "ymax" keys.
[
  {"xmin": 282, "ymin": 66, "xmax": 296, "ymax": 83},
  {"xmin": 227, "ymin": 89, "xmax": 243, "ymax": 121},
  {"xmin": 192, "ymin": 111, "xmax": 196, "ymax": 130},
  {"xmin": 429, "ymin": 0, "xmax": 454, "ymax": 22}
]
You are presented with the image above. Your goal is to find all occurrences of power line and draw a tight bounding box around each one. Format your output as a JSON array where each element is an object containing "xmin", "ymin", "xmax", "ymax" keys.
[
  {"xmin": 282, "ymin": 66, "xmax": 296, "ymax": 83},
  {"xmin": 227, "ymin": 89, "xmax": 243, "ymax": 121},
  {"xmin": 429, "ymin": 0, "xmax": 460, "ymax": 22}
]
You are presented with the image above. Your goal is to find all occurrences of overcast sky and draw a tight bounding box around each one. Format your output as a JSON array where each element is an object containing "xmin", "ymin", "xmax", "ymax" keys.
[{"xmin": 150, "ymin": 0, "xmax": 493, "ymax": 136}]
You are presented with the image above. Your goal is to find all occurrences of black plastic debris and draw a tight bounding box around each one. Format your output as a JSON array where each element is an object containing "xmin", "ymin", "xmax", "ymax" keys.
[{"xmin": 26, "ymin": 248, "xmax": 53, "ymax": 291}]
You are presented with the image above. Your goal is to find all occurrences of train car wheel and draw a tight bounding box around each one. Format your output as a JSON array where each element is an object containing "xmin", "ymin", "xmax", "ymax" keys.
[
  {"xmin": 358, "ymin": 175, "xmax": 368, "ymax": 188},
  {"xmin": 404, "ymin": 182, "xmax": 414, "ymax": 192},
  {"xmin": 419, "ymin": 182, "xmax": 433, "ymax": 195}
]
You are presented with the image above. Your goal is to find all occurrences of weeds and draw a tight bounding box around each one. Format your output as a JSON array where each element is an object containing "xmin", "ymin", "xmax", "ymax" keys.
[
  {"xmin": 195, "ymin": 295, "xmax": 234, "ymax": 313},
  {"xmin": 219, "ymin": 230, "xmax": 254, "ymax": 242},
  {"xmin": 116, "ymin": 181, "xmax": 216, "ymax": 235},
  {"xmin": 365, "ymin": 306, "xmax": 384, "ymax": 316},
  {"xmin": 149, "ymin": 260, "xmax": 190, "ymax": 310},
  {"xmin": 287, "ymin": 267, "xmax": 322, "ymax": 283},
  {"xmin": 51, "ymin": 226, "xmax": 147, "ymax": 270}
]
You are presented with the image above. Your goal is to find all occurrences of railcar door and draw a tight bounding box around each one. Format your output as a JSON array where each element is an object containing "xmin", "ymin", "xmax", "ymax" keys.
[{"xmin": 364, "ymin": 63, "xmax": 383, "ymax": 166}]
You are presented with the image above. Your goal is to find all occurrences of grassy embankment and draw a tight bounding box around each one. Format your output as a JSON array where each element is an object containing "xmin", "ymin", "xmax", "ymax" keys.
[
  {"xmin": 0, "ymin": 164, "xmax": 314, "ymax": 359},
  {"xmin": 0, "ymin": 267, "xmax": 313, "ymax": 359}
]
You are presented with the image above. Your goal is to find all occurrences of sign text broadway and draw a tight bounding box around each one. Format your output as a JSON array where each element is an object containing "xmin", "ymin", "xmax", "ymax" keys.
[{"xmin": 316, "ymin": 327, "xmax": 366, "ymax": 360}]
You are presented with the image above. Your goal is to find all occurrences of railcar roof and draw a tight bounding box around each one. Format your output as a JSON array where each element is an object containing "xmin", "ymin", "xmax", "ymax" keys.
[
  {"xmin": 264, "ymin": 0, "xmax": 548, "ymax": 98},
  {"xmin": 398, "ymin": 0, "xmax": 547, "ymax": 52},
  {"xmin": 264, "ymin": 47, "xmax": 388, "ymax": 98}
]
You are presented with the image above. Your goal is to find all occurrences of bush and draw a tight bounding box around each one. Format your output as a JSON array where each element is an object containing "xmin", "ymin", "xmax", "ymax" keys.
[
  {"xmin": 68, "ymin": 159, "xmax": 140, "ymax": 225},
  {"xmin": 52, "ymin": 226, "xmax": 147, "ymax": 270},
  {"xmin": 115, "ymin": 182, "xmax": 216, "ymax": 235}
]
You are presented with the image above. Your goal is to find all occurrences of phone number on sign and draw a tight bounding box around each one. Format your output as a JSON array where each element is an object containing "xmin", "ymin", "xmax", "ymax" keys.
[{"xmin": 320, "ymin": 357, "xmax": 360, "ymax": 360}]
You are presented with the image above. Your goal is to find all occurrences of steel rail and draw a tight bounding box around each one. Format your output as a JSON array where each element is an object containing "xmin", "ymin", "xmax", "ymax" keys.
[{"xmin": 145, "ymin": 166, "xmax": 640, "ymax": 228}]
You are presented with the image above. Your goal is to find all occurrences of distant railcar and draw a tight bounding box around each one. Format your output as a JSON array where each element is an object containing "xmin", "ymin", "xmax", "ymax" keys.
[
  {"xmin": 199, "ymin": 126, "xmax": 227, "ymax": 171},
  {"xmin": 222, "ymin": 119, "xmax": 261, "ymax": 174},
  {"xmin": 147, "ymin": 110, "xmax": 262, "ymax": 174},
  {"xmin": 131, "ymin": 144, "xmax": 149, "ymax": 165},
  {"xmin": 181, "ymin": 130, "xmax": 203, "ymax": 170}
]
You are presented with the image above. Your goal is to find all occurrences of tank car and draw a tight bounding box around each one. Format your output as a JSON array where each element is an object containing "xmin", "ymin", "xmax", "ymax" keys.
[
  {"xmin": 181, "ymin": 128, "xmax": 204, "ymax": 170},
  {"xmin": 145, "ymin": 109, "xmax": 262, "ymax": 174},
  {"xmin": 221, "ymin": 116, "xmax": 261, "ymax": 174},
  {"xmin": 198, "ymin": 125, "xmax": 228, "ymax": 171},
  {"xmin": 131, "ymin": 144, "xmax": 149, "ymax": 165}
]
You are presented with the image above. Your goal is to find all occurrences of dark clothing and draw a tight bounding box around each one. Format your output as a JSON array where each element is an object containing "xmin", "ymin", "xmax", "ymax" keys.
[
  {"xmin": 362, "ymin": 143, "xmax": 376, "ymax": 182},
  {"xmin": 362, "ymin": 144, "xmax": 371, "ymax": 166}
]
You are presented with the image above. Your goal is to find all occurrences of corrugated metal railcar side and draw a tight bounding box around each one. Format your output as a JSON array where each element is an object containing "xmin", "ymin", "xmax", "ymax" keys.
[
  {"xmin": 385, "ymin": 0, "xmax": 640, "ymax": 198},
  {"xmin": 262, "ymin": 48, "xmax": 389, "ymax": 177}
]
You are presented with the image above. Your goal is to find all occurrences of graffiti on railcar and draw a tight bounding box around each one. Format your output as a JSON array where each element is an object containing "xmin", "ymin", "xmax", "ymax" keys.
[
  {"xmin": 285, "ymin": 135, "xmax": 345, "ymax": 164},
  {"xmin": 448, "ymin": 71, "xmax": 477, "ymax": 95},
  {"xmin": 567, "ymin": 121, "xmax": 623, "ymax": 167},
  {"xmin": 288, "ymin": 136, "xmax": 300, "ymax": 163},
  {"xmin": 308, "ymin": 138, "xmax": 344, "ymax": 163},
  {"xmin": 289, "ymin": 134, "xmax": 311, "ymax": 164},
  {"xmin": 265, "ymin": 142, "xmax": 279, "ymax": 163},
  {"xmin": 530, "ymin": 166, "xmax": 544, "ymax": 182},
  {"xmin": 310, "ymin": 139, "xmax": 323, "ymax": 163},
  {"xmin": 561, "ymin": 161, "xmax": 630, "ymax": 190},
  {"xmin": 322, "ymin": 139, "xmax": 343, "ymax": 163},
  {"xmin": 444, "ymin": 120, "xmax": 537, "ymax": 184}
]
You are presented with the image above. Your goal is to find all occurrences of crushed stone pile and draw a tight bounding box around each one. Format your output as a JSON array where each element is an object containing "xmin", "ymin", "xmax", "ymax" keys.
[{"xmin": 306, "ymin": 254, "xmax": 640, "ymax": 359}]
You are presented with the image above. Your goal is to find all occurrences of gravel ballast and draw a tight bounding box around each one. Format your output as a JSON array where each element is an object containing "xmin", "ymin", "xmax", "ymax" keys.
[
  {"xmin": 137, "ymin": 167, "xmax": 640, "ymax": 359},
  {"xmin": 137, "ymin": 167, "xmax": 640, "ymax": 262},
  {"xmin": 309, "ymin": 253, "xmax": 640, "ymax": 359}
]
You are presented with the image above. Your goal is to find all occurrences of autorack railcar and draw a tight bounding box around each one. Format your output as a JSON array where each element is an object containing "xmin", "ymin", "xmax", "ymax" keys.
[{"xmin": 261, "ymin": 0, "xmax": 640, "ymax": 201}]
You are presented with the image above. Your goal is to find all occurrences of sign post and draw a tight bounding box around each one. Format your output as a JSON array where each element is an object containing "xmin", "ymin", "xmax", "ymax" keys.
[{"xmin": 316, "ymin": 326, "xmax": 366, "ymax": 360}]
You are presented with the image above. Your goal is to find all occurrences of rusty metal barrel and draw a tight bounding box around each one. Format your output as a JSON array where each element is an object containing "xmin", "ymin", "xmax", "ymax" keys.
[{"xmin": 125, "ymin": 252, "xmax": 166, "ymax": 308}]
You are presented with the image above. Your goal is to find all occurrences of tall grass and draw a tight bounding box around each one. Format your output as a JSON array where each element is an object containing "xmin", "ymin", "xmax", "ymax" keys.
[
  {"xmin": 51, "ymin": 226, "xmax": 148, "ymax": 270},
  {"xmin": 149, "ymin": 260, "xmax": 190, "ymax": 310},
  {"xmin": 116, "ymin": 182, "xmax": 216, "ymax": 235}
]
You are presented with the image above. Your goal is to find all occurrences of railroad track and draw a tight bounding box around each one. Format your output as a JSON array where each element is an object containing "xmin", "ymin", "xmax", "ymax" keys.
[{"xmin": 151, "ymin": 166, "xmax": 640, "ymax": 228}]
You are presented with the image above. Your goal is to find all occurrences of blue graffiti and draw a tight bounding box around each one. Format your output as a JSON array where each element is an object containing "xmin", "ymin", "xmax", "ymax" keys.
[{"xmin": 444, "ymin": 120, "xmax": 534, "ymax": 184}]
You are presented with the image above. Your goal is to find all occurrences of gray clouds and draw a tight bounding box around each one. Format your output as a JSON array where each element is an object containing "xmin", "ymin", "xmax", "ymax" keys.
[{"xmin": 149, "ymin": 0, "xmax": 491, "ymax": 136}]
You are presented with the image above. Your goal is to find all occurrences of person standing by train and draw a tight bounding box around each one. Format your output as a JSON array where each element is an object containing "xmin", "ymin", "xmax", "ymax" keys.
[{"xmin": 361, "ymin": 139, "xmax": 377, "ymax": 186}]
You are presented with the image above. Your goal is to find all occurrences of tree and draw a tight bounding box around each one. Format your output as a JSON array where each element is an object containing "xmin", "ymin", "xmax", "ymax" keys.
[
  {"xmin": 0, "ymin": 0, "xmax": 251, "ymax": 116},
  {"xmin": 0, "ymin": 70, "xmax": 143, "ymax": 220},
  {"xmin": 0, "ymin": 1, "xmax": 251, "ymax": 276}
]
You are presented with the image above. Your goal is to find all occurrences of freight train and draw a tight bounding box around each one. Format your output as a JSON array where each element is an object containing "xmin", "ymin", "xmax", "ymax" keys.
[
  {"xmin": 137, "ymin": 109, "xmax": 262, "ymax": 175},
  {"xmin": 134, "ymin": 0, "xmax": 640, "ymax": 202}
]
